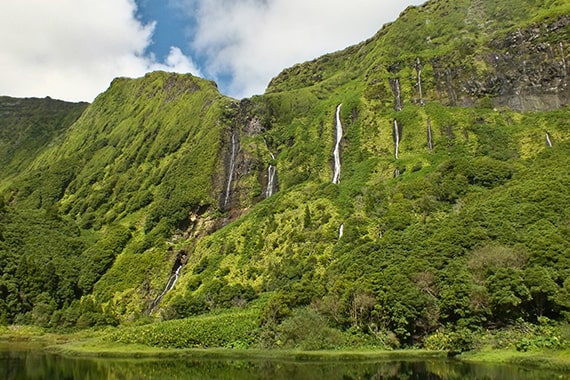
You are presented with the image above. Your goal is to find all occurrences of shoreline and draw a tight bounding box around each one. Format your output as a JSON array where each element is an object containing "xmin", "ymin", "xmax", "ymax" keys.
[
  {"xmin": 2, "ymin": 328, "xmax": 569, "ymax": 372},
  {"xmin": 47, "ymin": 340, "xmax": 447, "ymax": 361}
]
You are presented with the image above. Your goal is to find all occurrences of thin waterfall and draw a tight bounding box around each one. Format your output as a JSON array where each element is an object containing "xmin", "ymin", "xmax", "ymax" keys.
[
  {"xmin": 393, "ymin": 119, "xmax": 400, "ymax": 160},
  {"xmin": 546, "ymin": 132, "xmax": 553, "ymax": 147},
  {"xmin": 395, "ymin": 79, "xmax": 402, "ymax": 111},
  {"xmin": 559, "ymin": 42, "xmax": 567, "ymax": 72},
  {"xmin": 332, "ymin": 104, "xmax": 343, "ymax": 184},
  {"xmin": 445, "ymin": 68, "xmax": 457, "ymax": 106},
  {"xmin": 561, "ymin": 43, "xmax": 567, "ymax": 73},
  {"xmin": 416, "ymin": 57, "xmax": 424, "ymax": 105},
  {"xmin": 427, "ymin": 117, "xmax": 434, "ymax": 153},
  {"xmin": 338, "ymin": 223, "xmax": 344, "ymax": 240},
  {"xmin": 561, "ymin": 43, "xmax": 568, "ymax": 89},
  {"xmin": 394, "ymin": 168, "xmax": 400, "ymax": 178},
  {"xmin": 266, "ymin": 164, "xmax": 276, "ymax": 198},
  {"xmin": 264, "ymin": 141, "xmax": 277, "ymax": 198},
  {"xmin": 150, "ymin": 264, "xmax": 183, "ymax": 312},
  {"xmin": 390, "ymin": 78, "xmax": 403, "ymax": 111},
  {"xmin": 224, "ymin": 130, "xmax": 238, "ymax": 208}
]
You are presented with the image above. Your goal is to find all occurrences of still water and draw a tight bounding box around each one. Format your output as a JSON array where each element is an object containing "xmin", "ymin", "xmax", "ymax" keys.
[{"xmin": 1, "ymin": 342, "xmax": 568, "ymax": 380}]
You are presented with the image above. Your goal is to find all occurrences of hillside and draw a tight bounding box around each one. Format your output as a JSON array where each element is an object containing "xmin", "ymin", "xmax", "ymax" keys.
[
  {"xmin": 1, "ymin": 0, "xmax": 569, "ymax": 350},
  {"xmin": 0, "ymin": 96, "xmax": 87, "ymax": 184}
]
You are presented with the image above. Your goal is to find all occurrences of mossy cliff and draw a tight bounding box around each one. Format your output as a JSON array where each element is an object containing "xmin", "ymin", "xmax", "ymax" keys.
[{"xmin": 1, "ymin": 0, "xmax": 569, "ymax": 350}]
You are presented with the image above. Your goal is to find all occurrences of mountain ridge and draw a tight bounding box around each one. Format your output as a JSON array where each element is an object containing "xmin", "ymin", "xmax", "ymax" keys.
[{"xmin": 1, "ymin": 0, "xmax": 569, "ymax": 350}]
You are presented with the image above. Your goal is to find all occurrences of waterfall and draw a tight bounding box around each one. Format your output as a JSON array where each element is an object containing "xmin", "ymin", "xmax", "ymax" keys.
[
  {"xmin": 390, "ymin": 78, "xmax": 403, "ymax": 111},
  {"xmin": 224, "ymin": 130, "xmax": 238, "ymax": 208},
  {"xmin": 266, "ymin": 164, "xmax": 276, "ymax": 198},
  {"xmin": 394, "ymin": 168, "xmax": 400, "ymax": 178},
  {"xmin": 561, "ymin": 43, "xmax": 568, "ymax": 88},
  {"xmin": 332, "ymin": 104, "xmax": 343, "ymax": 184},
  {"xmin": 150, "ymin": 264, "xmax": 183, "ymax": 312},
  {"xmin": 427, "ymin": 117, "xmax": 434, "ymax": 153},
  {"xmin": 561, "ymin": 43, "xmax": 567, "ymax": 72},
  {"xmin": 338, "ymin": 223, "xmax": 344, "ymax": 240},
  {"xmin": 416, "ymin": 58, "xmax": 424, "ymax": 105},
  {"xmin": 445, "ymin": 68, "xmax": 457, "ymax": 106},
  {"xmin": 393, "ymin": 119, "xmax": 400, "ymax": 160},
  {"xmin": 546, "ymin": 132, "xmax": 553, "ymax": 147}
]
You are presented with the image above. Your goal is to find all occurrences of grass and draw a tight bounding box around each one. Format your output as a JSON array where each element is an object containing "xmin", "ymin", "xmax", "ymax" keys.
[
  {"xmin": 47, "ymin": 337, "xmax": 446, "ymax": 361},
  {"xmin": 460, "ymin": 348, "xmax": 570, "ymax": 372},
  {"xmin": 3, "ymin": 323, "xmax": 569, "ymax": 375}
]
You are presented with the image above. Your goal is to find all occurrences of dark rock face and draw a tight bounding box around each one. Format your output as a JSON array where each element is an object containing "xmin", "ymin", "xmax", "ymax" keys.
[
  {"xmin": 219, "ymin": 99, "xmax": 270, "ymax": 217},
  {"xmin": 434, "ymin": 16, "xmax": 569, "ymax": 111}
]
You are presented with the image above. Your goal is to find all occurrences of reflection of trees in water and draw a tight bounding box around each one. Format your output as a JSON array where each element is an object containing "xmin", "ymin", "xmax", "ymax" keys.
[{"xmin": 2, "ymin": 346, "xmax": 569, "ymax": 380}]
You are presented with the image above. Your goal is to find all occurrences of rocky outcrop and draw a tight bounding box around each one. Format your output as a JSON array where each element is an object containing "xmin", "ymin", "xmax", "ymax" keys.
[
  {"xmin": 218, "ymin": 99, "xmax": 273, "ymax": 219},
  {"xmin": 433, "ymin": 16, "xmax": 569, "ymax": 111}
]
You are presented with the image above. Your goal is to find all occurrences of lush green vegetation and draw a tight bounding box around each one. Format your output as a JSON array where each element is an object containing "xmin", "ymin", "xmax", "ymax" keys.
[
  {"xmin": 0, "ymin": 96, "xmax": 87, "ymax": 185},
  {"xmin": 0, "ymin": 0, "xmax": 569, "ymax": 362}
]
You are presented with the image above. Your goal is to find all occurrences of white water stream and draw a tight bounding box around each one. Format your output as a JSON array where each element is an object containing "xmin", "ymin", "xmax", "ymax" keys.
[
  {"xmin": 427, "ymin": 117, "xmax": 434, "ymax": 153},
  {"xmin": 266, "ymin": 165, "xmax": 276, "ymax": 198},
  {"xmin": 332, "ymin": 104, "xmax": 343, "ymax": 184},
  {"xmin": 416, "ymin": 58, "xmax": 424, "ymax": 105},
  {"xmin": 546, "ymin": 132, "xmax": 553, "ymax": 147},
  {"xmin": 224, "ymin": 131, "xmax": 238, "ymax": 208},
  {"xmin": 150, "ymin": 264, "xmax": 183, "ymax": 312},
  {"xmin": 392, "ymin": 78, "xmax": 403, "ymax": 111},
  {"xmin": 393, "ymin": 119, "xmax": 400, "ymax": 160}
]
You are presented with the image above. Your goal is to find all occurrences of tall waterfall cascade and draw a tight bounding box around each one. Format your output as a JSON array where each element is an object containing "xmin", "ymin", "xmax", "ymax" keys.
[
  {"xmin": 266, "ymin": 164, "xmax": 277, "ymax": 198},
  {"xmin": 393, "ymin": 119, "xmax": 400, "ymax": 160},
  {"xmin": 416, "ymin": 58, "xmax": 424, "ymax": 105},
  {"xmin": 332, "ymin": 104, "xmax": 343, "ymax": 184},
  {"xmin": 224, "ymin": 131, "xmax": 238, "ymax": 208},
  {"xmin": 338, "ymin": 223, "xmax": 344, "ymax": 240}
]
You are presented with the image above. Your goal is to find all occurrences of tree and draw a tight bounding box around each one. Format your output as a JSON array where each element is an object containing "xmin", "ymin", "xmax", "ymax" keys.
[{"xmin": 524, "ymin": 266, "xmax": 560, "ymax": 319}]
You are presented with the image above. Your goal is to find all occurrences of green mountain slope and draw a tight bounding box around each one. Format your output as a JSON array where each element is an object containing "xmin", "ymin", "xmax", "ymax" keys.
[
  {"xmin": 1, "ymin": 0, "xmax": 569, "ymax": 349},
  {"xmin": 0, "ymin": 96, "xmax": 87, "ymax": 184}
]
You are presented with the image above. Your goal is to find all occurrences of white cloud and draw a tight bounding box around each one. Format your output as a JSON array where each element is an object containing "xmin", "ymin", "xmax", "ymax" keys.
[
  {"xmin": 0, "ymin": 0, "xmax": 425, "ymax": 102},
  {"xmin": 184, "ymin": 0, "xmax": 426, "ymax": 98},
  {"xmin": 0, "ymin": 0, "xmax": 200, "ymax": 102},
  {"xmin": 149, "ymin": 47, "xmax": 203, "ymax": 75}
]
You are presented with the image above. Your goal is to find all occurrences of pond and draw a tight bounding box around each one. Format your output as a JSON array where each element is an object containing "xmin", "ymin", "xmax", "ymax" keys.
[{"xmin": 1, "ymin": 342, "xmax": 568, "ymax": 380}]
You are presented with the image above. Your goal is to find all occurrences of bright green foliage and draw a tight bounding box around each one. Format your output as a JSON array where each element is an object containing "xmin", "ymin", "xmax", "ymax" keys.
[
  {"xmin": 1, "ymin": 0, "xmax": 570, "ymax": 351},
  {"xmin": 106, "ymin": 308, "xmax": 259, "ymax": 348},
  {"xmin": 274, "ymin": 306, "xmax": 343, "ymax": 350}
]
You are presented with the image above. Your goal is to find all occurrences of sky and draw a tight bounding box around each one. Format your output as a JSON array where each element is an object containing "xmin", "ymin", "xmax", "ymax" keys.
[{"xmin": 0, "ymin": 0, "xmax": 425, "ymax": 102}]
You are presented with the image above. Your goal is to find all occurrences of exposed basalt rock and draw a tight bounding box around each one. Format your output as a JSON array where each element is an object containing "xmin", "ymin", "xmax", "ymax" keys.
[
  {"xmin": 434, "ymin": 16, "xmax": 569, "ymax": 111},
  {"xmin": 389, "ymin": 78, "xmax": 404, "ymax": 111},
  {"xmin": 217, "ymin": 99, "xmax": 272, "ymax": 221}
]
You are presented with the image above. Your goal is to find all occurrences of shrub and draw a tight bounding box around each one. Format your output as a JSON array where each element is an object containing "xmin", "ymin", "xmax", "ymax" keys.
[
  {"xmin": 277, "ymin": 307, "xmax": 343, "ymax": 350},
  {"xmin": 424, "ymin": 328, "xmax": 476, "ymax": 353}
]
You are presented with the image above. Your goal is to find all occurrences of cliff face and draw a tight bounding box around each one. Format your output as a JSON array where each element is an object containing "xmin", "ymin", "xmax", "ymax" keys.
[
  {"xmin": 218, "ymin": 99, "xmax": 274, "ymax": 216},
  {"xmin": 454, "ymin": 16, "xmax": 570, "ymax": 111},
  {"xmin": 1, "ymin": 0, "xmax": 570, "ymax": 342},
  {"xmin": 268, "ymin": 8, "xmax": 570, "ymax": 113}
]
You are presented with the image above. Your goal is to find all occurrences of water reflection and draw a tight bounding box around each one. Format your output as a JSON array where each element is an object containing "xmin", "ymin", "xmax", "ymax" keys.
[{"xmin": 1, "ymin": 343, "xmax": 568, "ymax": 380}]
